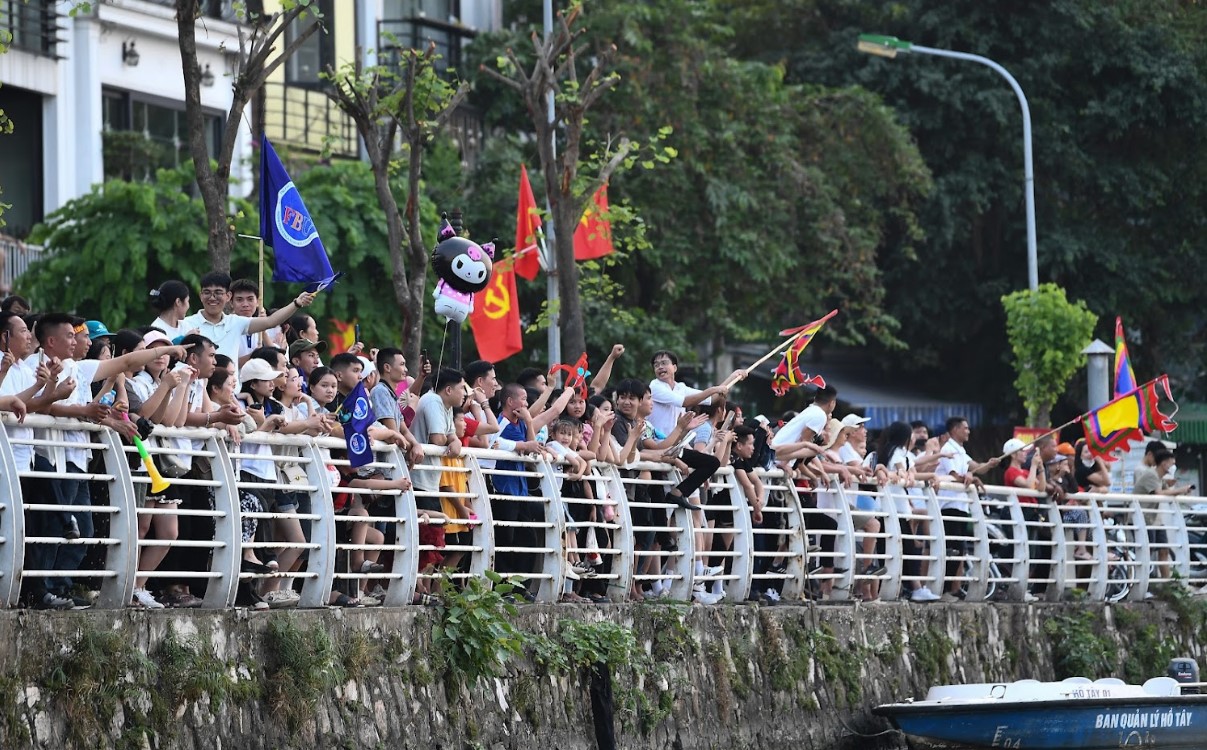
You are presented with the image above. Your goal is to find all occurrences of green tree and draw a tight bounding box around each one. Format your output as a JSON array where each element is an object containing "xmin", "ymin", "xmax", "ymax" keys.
[
  {"xmin": 174, "ymin": 0, "xmax": 322, "ymax": 274},
  {"xmin": 324, "ymin": 45, "xmax": 468, "ymax": 364},
  {"xmin": 1001, "ymin": 284, "xmax": 1097, "ymax": 427},
  {"xmin": 21, "ymin": 161, "xmax": 441, "ymax": 346},
  {"xmin": 463, "ymin": 0, "xmax": 931, "ymax": 384},
  {"xmin": 729, "ymin": 0, "xmax": 1207, "ymax": 407}
]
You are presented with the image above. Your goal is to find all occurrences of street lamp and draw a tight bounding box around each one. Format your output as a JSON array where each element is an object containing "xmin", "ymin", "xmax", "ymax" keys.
[{"xmin": 857, "ymin": 34, "xmax": 1038, "ymax": 292}]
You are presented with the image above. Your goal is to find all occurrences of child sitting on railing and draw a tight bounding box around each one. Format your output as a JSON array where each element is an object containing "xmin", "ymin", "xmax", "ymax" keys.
[{"xmin": 548, "ymin": 417, "xmax": 594, "ymax": 602}]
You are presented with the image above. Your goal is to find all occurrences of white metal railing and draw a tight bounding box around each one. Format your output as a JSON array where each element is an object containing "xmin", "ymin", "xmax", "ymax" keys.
[
  {"xmin": 1, "ymin": 413, "xmax": 1206, "ymax": 608},
  {"xmin": 0, "ymin": 234, "xmax": 47, "ymax": 293}
]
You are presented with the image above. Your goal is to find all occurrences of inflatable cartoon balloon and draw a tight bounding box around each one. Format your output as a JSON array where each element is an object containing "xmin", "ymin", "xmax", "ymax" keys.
[{"xmin": 431, "ymin": 215, "xmax": 495, "ymax": 324}]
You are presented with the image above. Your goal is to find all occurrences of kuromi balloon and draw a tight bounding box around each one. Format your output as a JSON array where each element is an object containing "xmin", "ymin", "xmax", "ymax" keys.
[{"xmin": 431, "ymin": 215, "xmax": 496, "ymax": 323}]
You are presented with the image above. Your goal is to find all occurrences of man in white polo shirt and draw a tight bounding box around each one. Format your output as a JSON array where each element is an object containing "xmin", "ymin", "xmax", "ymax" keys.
[
  {"xmin": 934, "ymin": 415, "xmax": 1000, "ymax": 601},
  {"xmin": 182, "ymin": 272, "xmax": 315, "ymax": 384},
  {"xmin": 648, "ymin": 349, "xmax": 746, "ymax": 437}
]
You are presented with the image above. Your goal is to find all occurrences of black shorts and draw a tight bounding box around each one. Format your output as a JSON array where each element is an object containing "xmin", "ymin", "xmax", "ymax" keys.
[
  {"xmin": 942, "ymin": 508, "xmax": 973, "ymax": 553},
  {"xmin": 703, "ymin": 487, "xmax": 734, "ymax": 528},
  {"xmin": 810, "ymin": 512, "xmax": 839, "ymax": 558}
]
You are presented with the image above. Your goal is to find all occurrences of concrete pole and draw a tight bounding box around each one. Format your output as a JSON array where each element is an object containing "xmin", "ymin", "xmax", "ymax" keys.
[{"xmin": 1082, "ymin": 339, "xmax": 1114, "ymax": 409}]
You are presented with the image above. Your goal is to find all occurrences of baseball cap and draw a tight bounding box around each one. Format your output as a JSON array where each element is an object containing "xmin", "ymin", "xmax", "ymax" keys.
[
  {"xmin": 1045, "ymin": 454, "xmax": 1068, "ymax": 466},
  {"xmin": 1002, "ymin": 438, "xmax": 1027, "ymax": 455},
  {"xmin": 86, "ymin": 320, "xmax": 112, "ymax": 340},
  {"xmin": 1057, "ymin": 442, "xmax": 1076, "ymax": 456},
  {"xmin": 840, "ymin": 414, "xmax": 870, "ymax": 429},
  {"xmin": 239, "ymin": 358, "xmax": 284, "ymax": 383},
  {"xmin": 141, "ymin": 330, "xmax": 173, "ymax": 348},
  {"xmin": 288, "ymin": 338, "xmax": 328, "ymax": 359}
]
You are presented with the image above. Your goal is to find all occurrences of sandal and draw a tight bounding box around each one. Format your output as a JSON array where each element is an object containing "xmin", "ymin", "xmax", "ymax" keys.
[
  {"xmin": 560, "ymin": 592, "xmax": 591, "ymax": 603},
  {"xmin": 329, "ymin": 593, "xmax": 361, "ymax": 607},
  {"xmin": 411, "ymin": 593, "xmax": 439, "ymax": 606}
]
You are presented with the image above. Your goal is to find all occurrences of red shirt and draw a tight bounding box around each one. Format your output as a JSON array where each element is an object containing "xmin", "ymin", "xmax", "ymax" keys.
[{"xmin": 1004, "ymin": 465, "xmax": 1037, "ymax": 504}]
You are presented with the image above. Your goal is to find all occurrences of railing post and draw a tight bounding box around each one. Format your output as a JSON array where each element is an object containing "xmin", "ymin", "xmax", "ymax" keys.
[
  {"xmin": 1084, "ymin": 496, "xmax": 1109, "ymax": 601},
  {"xmin": 1003, "ymin": 492, "xmax": 1031, "ymax": 602},
  {"xmin": 96, "ymin": 429, "xmax": 137, "ymax": 609},
  {"xmin": 830, "ymin": 481, "xmax": 857, "ymax": 601},
  {"xmin": 203, "ymin": 434, "xmax": 240, "ymax": 609},
  {"xmin": 533, "ymin": 456, "xmax": 567, "ymax": 603},
  {"xmin": 773, "ymin": 471, "xmax": 808, "ymax": 601},
  {"xmin": 965, "ymin": 486, "xmax": 991, "ymax": 601},
  {"xmin": 881, "ymin": 485, "xmax": 908, "ymax": 602},
  {"xmin": 460, "ymin": 453, "xmax": 496, "ymax": 579},
  {"xmin": 1127, "ymin": 498, "xmax": 1151, "ymax": 602},
  {"xmin": 1169, "ymin": 495, "xmax": 1192, "ymax": 582},
  {"xmin": 1045, "ymin": 495, "xmax": 1069, "ymax": 601},
  {"xmin": 0, "ymin": 420, "xmax": 26, "ymax": 607},
  {"xmin": 597, "ymin": 464, "xmax": 634, "ymax": 603},
  {"xmin": 296, "ymin": 439, "xmax": 336, "ymax": 609},
  {"xmin": 923, "ymin": 487, "xmax": 948, "ymax": 597},
  {"xmin": 376, "ymin": 444, "xmax": 418, "ymax": 607},
  {"xmin": 722, "ymin": 468, "xmax": 754, "ymax": 604}
]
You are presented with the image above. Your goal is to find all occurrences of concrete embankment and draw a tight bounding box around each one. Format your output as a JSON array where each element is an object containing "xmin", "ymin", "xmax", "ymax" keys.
[{"xmin": 0, "ymin": 600, "xmax": 1197, "ymax": 749}]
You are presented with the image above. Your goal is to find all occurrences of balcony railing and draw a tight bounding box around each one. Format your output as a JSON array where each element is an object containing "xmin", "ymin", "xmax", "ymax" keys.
[
  {"xmin": 1, "ymin": 0, "xmax": 65, "ymax": 58},
  {"xmin": 261, "ymin": 81, "xmax": 358, "ymax": 158},
  {"xmin": 0, "ymin": 234, "xmax": 47, "ymax": 294},
  {"xmin": 377, "ymin": 15, "xmax": 475, "ymax": 77}
]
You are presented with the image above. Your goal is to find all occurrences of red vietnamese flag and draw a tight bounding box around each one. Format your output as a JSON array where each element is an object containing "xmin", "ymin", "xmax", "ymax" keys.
[
  {"xmin": 514, "ymin": 165, "xmax": 543, "ymax": 281},
  {"xmin": 470, "ymin": 257, "xmax": 523, "ymax": 362},
  {"xmin": 574, "ymin": 185, "xmax": 615, "ymax": 261}
]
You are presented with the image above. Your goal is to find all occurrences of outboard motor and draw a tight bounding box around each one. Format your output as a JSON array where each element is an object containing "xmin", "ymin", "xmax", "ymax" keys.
[{"xmin": 1168, "ymin": 657, "xmax": 1200, "ymax": 694}]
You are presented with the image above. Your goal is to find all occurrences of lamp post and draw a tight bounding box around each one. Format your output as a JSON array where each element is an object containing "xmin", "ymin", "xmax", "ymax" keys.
[{"xmin": 857, "ymin": 34, "xmax": 1038, "ymax": 292}]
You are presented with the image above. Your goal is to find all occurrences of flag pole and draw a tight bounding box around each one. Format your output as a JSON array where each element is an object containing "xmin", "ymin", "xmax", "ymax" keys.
[
  {"xmin": 741, "ymin": 328, "xmax": 810, "ymax": 375},
  {"xmin": 257, "ymin": 238, "xmax": 265, "ymax": 310},
  {"xmin": 994, "ymin": 375, "xmax": 1166, "ymax": 461}
]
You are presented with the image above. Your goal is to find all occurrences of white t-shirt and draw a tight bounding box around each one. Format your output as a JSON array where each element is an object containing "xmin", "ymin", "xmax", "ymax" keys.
[
  {"xmin": 887, "ymin": 446, "xmax": 925, "ymax": 514},
  {"xmin": 181, "ymin": 312, "xmax": 252, "ymax": 373},
  {"xmin": 935, "ymin": 438, "xmax": 972, "ymax": 511},
  {"xmin": 0, "ymin": 358, "xmax": 38, "ymax": 470},
  {"xmin": 29, "ymin": 356, "xmax": 102, "ymax": 470},
  {"xmin": 771, "ymin": 404, "xmax": 828, "ymax": 449},
  {"xmin": 546, "ymin": 440, "xmax": 575, "ymax": 489},
  {"xmin": 151, "ymin": 316, "xmax": 192, "ymax": 342},
  {"xmin": 648, "ymin": 379, "xmax": 708, "ymax": 437}
]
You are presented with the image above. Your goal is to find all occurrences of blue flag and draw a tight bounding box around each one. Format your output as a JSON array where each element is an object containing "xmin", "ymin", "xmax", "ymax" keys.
[
  {"xmin": 259, "ymin": 135, "xmax": 338, "ymax": 288},
  {"xmin": 339, "ymin": 380, "xmax": 376, "ymax": 468}
]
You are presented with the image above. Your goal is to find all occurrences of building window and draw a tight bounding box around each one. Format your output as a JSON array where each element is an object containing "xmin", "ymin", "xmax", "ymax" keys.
[
  {"xmin": 284, "ymin": 0, "xmax": 334, "ymax": 87},
  {"xmin": 1, "ymin": 0, "xmax": 63, "ymax": 57},
  {"xmin": 101, "ymin": 89, "xmax": 221, "ymax": 182}
]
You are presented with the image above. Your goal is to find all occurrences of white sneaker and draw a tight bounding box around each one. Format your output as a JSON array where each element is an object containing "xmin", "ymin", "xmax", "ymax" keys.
[
  {"xmin": 133, "ymin": 588, "xmax": 165, "ymax": 609},
  {"xmin": 702, "ymin": 564, "xmax": 724, "ymax": 578},
  {"xmin": 1023, "ymin": 592, "xmax": 1039, "ymax": 603},
  {"xmin": 763, "ymin": 589, "xmax": 781, "ymax": 603},
  {"xmin": 693, "ymin": 590, "xmax": 725, "ymax": 605},
  {"xmin": 358, "ymin": 594, "xmax": 382, "ymax": 607},
  {"xmin": 264, "ymin": 590, "xmax": 299, "ymax": 609},
  {"xmin": 565, "ymin": 567, "xmax": 581, "ymax": 581},
  {"xmin": 911, "ymin": 587, "xmax": 940, "ymax": 602},
  {"xmin": 369, "ymin": 584, "xmax": 388, "ymax": 599}
]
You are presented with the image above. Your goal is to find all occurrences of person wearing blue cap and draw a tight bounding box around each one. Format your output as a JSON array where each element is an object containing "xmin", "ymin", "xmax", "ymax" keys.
[{"xmin": 85, "ymin": 321, "xmax": 112, "ymax": 342}]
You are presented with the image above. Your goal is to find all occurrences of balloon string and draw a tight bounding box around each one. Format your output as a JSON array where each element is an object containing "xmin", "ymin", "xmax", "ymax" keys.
[{"xmin": 435, "ymin": 320, "xmax": 449, "ymax": 378}]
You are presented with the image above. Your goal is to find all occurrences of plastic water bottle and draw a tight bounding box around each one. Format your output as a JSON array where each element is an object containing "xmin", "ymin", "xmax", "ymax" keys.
[{"xmin": 100, "ymin": 390, "xmax": 116, "ymax": 407}]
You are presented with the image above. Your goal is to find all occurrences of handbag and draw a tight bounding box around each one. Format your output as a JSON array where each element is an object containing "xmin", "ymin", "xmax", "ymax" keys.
[{"xmin": 584, "ymin": 527, "xmax": 604, "ymax": 567}]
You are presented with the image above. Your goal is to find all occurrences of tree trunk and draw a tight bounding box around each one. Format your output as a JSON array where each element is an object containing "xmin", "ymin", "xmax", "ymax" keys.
[
  {"xmin": 177, "ymin": 1, "xmax": 233, "ymax": 273},
  {"xmin": 553, "ymin": 198, "xmax": 585, "ymax": 358}
]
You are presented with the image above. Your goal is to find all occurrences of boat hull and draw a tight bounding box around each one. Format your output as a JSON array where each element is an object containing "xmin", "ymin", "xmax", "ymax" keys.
[{"xmin": 875, "ymin": 695, "xmax": 1207, "ymax": 749}]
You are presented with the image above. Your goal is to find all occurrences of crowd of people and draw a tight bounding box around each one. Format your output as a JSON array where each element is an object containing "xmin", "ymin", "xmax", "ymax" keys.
[{"xmin": 0, "ymin": 277, "xmax": 1197, "ymax": 610}]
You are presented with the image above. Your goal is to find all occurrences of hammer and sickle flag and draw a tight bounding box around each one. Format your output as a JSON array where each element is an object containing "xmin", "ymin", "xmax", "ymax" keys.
[{"xmin": 470, "ymin": 257, "xmax": 523, "ymax": 363}]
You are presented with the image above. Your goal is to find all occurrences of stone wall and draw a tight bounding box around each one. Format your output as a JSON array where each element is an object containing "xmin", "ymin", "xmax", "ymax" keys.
[{"xmin": 0, "ymin": 600, "xmax": 1198, "ymax": 750}]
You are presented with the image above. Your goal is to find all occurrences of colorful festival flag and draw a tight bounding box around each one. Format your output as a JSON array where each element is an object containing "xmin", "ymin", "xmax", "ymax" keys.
[
  {"xmin": 573, "ymin": 185, "xmax": 615, "ymax": 261},
  {"xmin": 770, "ymin": 310, "xmax": 838, "ymax": 397},
  {"xmin": 513, "ymin": 165, "xmax": 543, "ymax": 281},
  {"xmin": 339, "ymin": 379, "xmax": 376, "ymax": 468},
  {"xmin": 549, "ymin": 353, "xmax": 591, "ymax": 399},
  {"xmin": 1114, "ymin": 316, "xmax": 1137, "ymax": 396},
  {"xmin": 469, "ymin": 257, "xmax": 523, "ymax": 363},
  {"xmin": 1081, "ymin": 375, "xmax": 1178, "ymax": 459},
  {"xmin": 259, "ymin": 135, "xmax": 339, "ymax": 288}
]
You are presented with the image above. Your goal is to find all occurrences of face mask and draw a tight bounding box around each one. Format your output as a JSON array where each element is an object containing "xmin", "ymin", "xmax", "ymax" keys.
[{"xmin": 1081, "ymin": 458, "xmax": 1094, "ymax": 468}]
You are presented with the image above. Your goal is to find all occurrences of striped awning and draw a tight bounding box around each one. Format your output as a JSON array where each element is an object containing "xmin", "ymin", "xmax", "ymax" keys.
[{"xmin": 1172, "ymin": 402, "xmax": 1207, "ymax": 445}]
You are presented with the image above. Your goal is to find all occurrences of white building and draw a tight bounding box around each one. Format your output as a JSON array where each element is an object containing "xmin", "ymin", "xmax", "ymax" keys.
[{"xmin": 0, "ymin": 0, "xmax": 501, "ymax": 244}]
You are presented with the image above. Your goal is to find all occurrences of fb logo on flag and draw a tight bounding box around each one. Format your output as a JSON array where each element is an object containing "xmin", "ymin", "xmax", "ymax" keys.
[
  {"xmin": 352, "ymin": 397, "xmax": 370, "ymax": 421},
  {"xmin": 349, "ymin": 434, "xmax": 368, "ymax": 456},
  {"xmin": 274, "ymin": 181, "xmax": 320, "ymax": 248}
]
